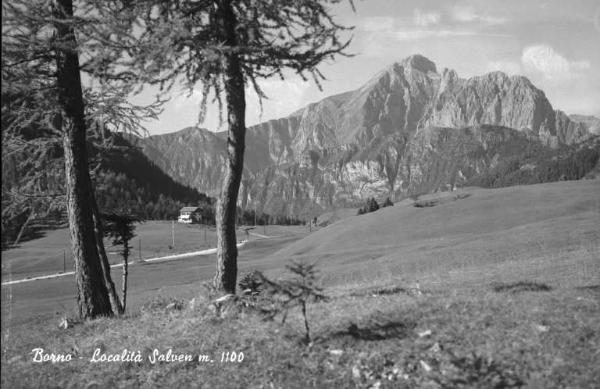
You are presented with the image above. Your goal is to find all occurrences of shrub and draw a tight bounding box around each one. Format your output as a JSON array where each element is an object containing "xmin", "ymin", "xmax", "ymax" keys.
[{"xmin": 357, "ymin": 198, "xmax": 380, "ymax": 215}]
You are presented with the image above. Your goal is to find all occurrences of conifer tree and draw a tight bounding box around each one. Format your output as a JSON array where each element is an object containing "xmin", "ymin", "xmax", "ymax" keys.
[
  {"xmin": 2, "ymin": 0, "xmax": 160, "ymax": 317},
  {"xmin": 126, "ymin": 0, "xmax": 354, "ymax": 293}
]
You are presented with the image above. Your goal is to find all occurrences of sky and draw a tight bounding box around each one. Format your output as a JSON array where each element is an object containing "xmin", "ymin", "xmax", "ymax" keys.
[{"xmin": 133, "ymin": 0, "xmax": 600, "ymax": 136}]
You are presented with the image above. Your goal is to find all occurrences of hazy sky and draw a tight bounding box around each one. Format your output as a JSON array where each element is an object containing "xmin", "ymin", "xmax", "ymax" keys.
[{"xmin": 133, "ymin": 0, "xmax": 600, "ymax": 135}]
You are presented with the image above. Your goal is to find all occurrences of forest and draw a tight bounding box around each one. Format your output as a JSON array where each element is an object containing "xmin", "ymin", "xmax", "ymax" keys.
[{"xmin": 466, "ymin": 138, "xmax": 600, "ymax": 188}]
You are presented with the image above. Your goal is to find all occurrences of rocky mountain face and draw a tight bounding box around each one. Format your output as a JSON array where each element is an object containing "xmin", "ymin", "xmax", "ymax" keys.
[{"xmin": 134, "ymin": 55, "xmax": 598, "ymax": 218}]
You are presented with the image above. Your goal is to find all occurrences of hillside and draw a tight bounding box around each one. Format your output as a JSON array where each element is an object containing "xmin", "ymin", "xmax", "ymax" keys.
[
  {"xmin": 265, "ymin": 178, "xmax": 600, "ymax": 286},
  {"xmin": 93, "ymin": 133, "xmax": 212, "ymax": 219},
  {"xmin": 133, "ymin": 55, "xmax": 599, "ymax": 219},
  {"xmin": 3, "ymin": 179, "xmax": 599, "ymax": 387}
]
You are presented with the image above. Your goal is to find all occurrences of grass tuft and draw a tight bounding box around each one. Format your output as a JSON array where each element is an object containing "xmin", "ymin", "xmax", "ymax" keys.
[{"xmin": 140, "ymin": 296, "xmax": 185, "ymax": 312}]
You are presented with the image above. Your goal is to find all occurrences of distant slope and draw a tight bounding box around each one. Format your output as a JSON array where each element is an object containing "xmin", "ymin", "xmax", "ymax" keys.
[
  {"xmin": 465, "ymin": 136, "xmax": 600, "ymax": 188},
  {"xmin": 130, "ymin": 127, "xmax": 228, "ymax": 195},
  {"xmin": 264, "ymin": 179, "xmax": 600, "ymax": 284},
  {"xmin": 94, "ymin": 133, "xmax": 213, "ymax": 220}
]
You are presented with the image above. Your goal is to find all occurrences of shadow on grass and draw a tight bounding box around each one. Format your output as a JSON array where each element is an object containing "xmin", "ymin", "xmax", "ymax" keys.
[
  {"xmin": 575, "ymin": 284, "xmax": 600, "ymax": 292},
  {"xmin": 351, "ymin": 284, "xmax": 428, "ymax": 297},
  {"xmin": 332, "ymin": 320, "xmax": 416, "ymax": 341},
  {"xmin": 413, "ymin": 199, "xmax": 439, "ymax": 208},
  {"xmin": 350, "ymin": 285, "xmax": 409, "ymax": 297},
  {"xmin": 2, "ymin": 229, "xmax": 48, "ymax": 251},
  {"xmin": 492, "ymin": 281, "xmax": 552, "ymax": 293},
  {"xmin": 413, "ymin": 193, "xmax": 472, "ymax": 209}
]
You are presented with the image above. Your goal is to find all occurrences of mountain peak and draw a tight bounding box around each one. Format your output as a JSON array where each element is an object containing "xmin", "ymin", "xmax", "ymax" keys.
[{"xmin": 400, "ymin": 54, "xmax": 437, "ymax": 73}]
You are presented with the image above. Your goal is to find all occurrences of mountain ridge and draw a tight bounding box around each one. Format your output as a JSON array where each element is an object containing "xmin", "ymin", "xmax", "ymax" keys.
[{"xmin": 133, "ymin": 54, "xmax": 599, "ymax": 218}]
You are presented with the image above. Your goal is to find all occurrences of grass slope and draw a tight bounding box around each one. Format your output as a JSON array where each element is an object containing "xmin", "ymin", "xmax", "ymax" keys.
[
  {"xmin": 2, "ymin": 179, "xmax": 599, "ymax": 387},
  {"xmin": 267, "ymin": 179, "xmax": 600, "ymax": 289}
]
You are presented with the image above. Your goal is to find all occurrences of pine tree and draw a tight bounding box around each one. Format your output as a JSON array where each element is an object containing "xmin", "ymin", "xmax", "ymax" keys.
[{"xmin": 103, "ymin": 212, "xmax": 139, "ymax": 314}]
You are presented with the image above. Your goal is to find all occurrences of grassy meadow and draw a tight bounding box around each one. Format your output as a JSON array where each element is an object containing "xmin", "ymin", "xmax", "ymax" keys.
[
  {"xmin": 1, "ymin": 221, "xmax": 309, "ymax": 282},
  {"xmin": 1, "ymin": 179, "xmax": 599, "ymax": 387}
]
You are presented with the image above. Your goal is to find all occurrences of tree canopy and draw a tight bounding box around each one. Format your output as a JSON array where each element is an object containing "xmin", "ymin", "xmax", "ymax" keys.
[{"xmin": 114, "ymin": 0, "xmax": 354, "ymax": 123}]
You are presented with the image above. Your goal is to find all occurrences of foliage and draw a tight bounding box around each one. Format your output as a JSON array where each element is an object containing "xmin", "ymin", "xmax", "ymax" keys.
[
  {"xmin": 102, "ymin": 212, "xmax": 139, "ymax": 254},
  {"xmin": 466, "ymin": 138, "xmax": 600, "ymax": 188},
  {"xmin": 120, "ymin": 0, "xmax": 355, "ymax": 123},
  {"xmin": 1, "ymin": 0, "xmax": 162, "ymax": 250},
  {"xmin": 1, "ymin": 0, "xmax": 163, "ymax": 157}
]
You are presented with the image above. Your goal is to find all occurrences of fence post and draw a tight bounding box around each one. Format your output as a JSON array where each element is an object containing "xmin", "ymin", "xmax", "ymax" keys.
[{"xmin": 172, "ymin": 220, "xmax": 175, "ymax": 247}]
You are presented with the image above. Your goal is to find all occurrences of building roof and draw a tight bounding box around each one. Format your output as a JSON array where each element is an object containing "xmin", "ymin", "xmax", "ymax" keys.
[{"xmin": 180, "ymin": 206, "xmax": 200, "ymax": 212}]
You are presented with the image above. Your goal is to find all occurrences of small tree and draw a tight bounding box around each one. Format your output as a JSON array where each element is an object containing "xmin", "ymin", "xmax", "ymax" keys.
[
  {"xmin": 382, "ymin": 197, "xmax": 394, "ymax": 207},
  {"xmin": 257, "ymin": 261, "xmax": 327, "ymax": 344},
  {"xmin": 102, "ymin": 212, "xmax": 140, "ymax": 314}
]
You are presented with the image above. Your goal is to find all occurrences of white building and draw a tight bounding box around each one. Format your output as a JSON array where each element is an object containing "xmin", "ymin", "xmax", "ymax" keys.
[{"xmin": 178, "ymin": 206, "xmax": 200, "ymax": 224}]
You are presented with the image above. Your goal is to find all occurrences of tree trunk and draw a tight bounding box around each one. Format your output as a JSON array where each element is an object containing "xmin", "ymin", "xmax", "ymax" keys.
[
  {"xmin": 121, "ymin": 245, "xmax": 129, "ymax": 314},
  {"xmin": 13, "ymin": 208, "xmax": 35, "ymax": 246},
  {"xmin": 54, "ymin": 0, "xmax": 113, "ymax": 318},
  {"xmin": 91, "ymin": 199, "xmax": 123, "ymax": 314},
  {"xmin": 213, "ymin": 0, "xmax": 246, "ymax": 294},
  {"xmin": 302, "ymin": 300, "xmax": 311, "ymax": 344}
]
